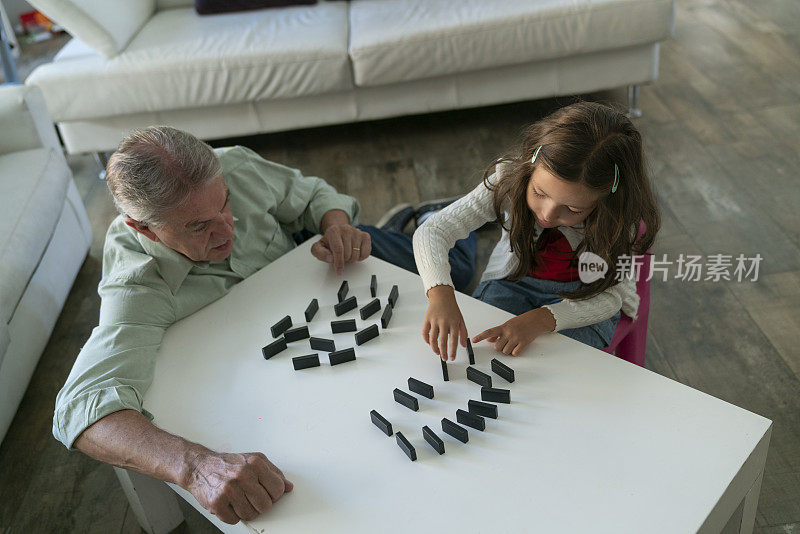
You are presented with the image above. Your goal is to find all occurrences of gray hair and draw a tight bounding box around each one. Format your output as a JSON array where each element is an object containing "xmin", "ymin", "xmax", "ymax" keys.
[{"xmin": 106, "ymin": 126, "xmax": 221, "ymax": 226}]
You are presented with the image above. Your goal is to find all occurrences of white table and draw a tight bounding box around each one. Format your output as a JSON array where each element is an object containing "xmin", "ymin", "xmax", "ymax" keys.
[{"xmin": 127, "ymin": 240, "xmax": 771, "ymax": 534}]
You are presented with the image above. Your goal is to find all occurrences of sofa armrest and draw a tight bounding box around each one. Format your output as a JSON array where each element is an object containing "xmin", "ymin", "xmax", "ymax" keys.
[{"xmin": 0, "ymin": 84, "xmax": 61, "ymax": 156}]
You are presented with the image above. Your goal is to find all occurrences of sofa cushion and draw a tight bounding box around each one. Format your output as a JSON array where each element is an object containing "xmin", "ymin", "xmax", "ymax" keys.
[
  {"xmin": 0, "ymin": 148, "xmax": 70, "ymax": 326},
  {"xmin": 348, "ymin": 0, "xmax": 675, "ymax": 87},
  {"xmin": 27, "ymin": 0, "xmax": 155, "ymax": 58},
  {"xmin": 26, "ymin": 3, "xmax": 352, "ymax": 122}
]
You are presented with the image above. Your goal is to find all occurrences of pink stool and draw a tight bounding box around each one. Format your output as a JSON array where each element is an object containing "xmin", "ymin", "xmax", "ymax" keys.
[{"xmin": 603, "ymin": 223, "xmax": 651, "ymax": 367}]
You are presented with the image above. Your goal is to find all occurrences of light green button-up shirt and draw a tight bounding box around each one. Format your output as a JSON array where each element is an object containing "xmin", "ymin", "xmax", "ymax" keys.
[{"xmin": 53, "ymin": 146, "xmax": 359, "ymax": 449}]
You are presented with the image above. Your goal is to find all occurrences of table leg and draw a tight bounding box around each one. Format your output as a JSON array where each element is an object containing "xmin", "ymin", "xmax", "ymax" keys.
[
  {"xmin": 738, "ymin": 469, "xmax": 765, "ymax": 534},
  {"xmin": 114, "ymin": 467, "xmax": 184, "ymax": 534}
]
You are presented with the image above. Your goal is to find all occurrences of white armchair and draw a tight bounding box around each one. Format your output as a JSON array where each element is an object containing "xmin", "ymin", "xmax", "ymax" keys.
[{"xmin": 0, "ymin": 84, "xmax": 92, "ymax": 442}]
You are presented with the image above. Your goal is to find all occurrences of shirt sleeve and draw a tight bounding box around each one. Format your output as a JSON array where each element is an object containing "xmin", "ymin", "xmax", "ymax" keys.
[
  {"xmin": 543, "ymin": 275, "xmax": 638, "ymax": 332},
  {"xmin": 413, "ymin": 176, "xmax": 499, "ymax": 292},
  {"xmin": 52, "ymin": 278, "xmax": 175, "ymax": 450},
  {"xmin": 228, "ymin": 146, "xmax": 360, "ymax": 233}
]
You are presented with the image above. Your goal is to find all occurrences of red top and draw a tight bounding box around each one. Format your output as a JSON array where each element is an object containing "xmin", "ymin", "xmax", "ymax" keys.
[{"xmin": 530, "ymin": 229, "xmax": 580, "ymax": 282}]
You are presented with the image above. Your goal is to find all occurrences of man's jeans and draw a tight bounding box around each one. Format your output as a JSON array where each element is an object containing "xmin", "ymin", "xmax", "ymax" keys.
[
  {"xmin": 296, "ymin": 225, "xmax": 477, "ymax": 293},
  {"xmin": 471, "ymin": 277, "xmax": 620, "ymax": 350}
]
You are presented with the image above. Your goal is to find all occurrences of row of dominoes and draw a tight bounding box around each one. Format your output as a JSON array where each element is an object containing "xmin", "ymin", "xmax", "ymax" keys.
[
  {"xmin": 261, "ymin": 276, "xmax": 400, "ymax": 367},
  {"xmin": 372, "ymin": 357, "xmax": 515, "ymax": 461}
]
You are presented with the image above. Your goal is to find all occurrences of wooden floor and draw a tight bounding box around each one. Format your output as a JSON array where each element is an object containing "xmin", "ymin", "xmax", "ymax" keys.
[{"xmin": 2, "ymin": 0, "xmax": 799, "ymax": 532}]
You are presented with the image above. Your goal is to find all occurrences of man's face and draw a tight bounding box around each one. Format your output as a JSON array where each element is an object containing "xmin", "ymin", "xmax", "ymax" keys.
[{"xmin": 130, "ymin": 176, "xmax": 235, "ymax": 263}]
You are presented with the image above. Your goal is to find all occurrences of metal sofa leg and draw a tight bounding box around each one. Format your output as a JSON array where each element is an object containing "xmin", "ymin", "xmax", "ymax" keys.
[
  {"xmin": 93, "ymin": 151, "xmax": 108, "ymax": 180},
  {"xmin": 626, "ymin": 84, "xmax": 642, "ymax": 119}
]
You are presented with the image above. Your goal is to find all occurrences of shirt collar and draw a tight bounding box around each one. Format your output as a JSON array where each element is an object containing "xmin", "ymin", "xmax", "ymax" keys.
[{"xmin": 136, "ymin": 233, "xmax": 197, "ymax": 294}]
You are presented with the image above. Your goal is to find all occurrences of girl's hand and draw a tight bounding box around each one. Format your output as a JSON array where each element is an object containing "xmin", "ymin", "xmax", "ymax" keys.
[
  {"xmin": 472, "ymin": 308, "xmax": 556, "ymax": 356},
  {"xmin": 423, "ymin": 285, "xmax": 468, "ymax": 361}
]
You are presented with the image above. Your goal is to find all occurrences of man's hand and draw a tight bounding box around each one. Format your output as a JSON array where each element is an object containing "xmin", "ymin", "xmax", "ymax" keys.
[
  {"xmin": 182, "ymin": 449, "xmax": 294, "ymax": 525},
  {"xmin": 472, "ymin": 307, "xmax": 556, "ymax": 356},
  {"xmin": 423, "ymin": 285, "xmax": 468, "ymax": 361},
  {"xmin": 311, "ymin": 209, "xmax": 371, "ymax": 274}
]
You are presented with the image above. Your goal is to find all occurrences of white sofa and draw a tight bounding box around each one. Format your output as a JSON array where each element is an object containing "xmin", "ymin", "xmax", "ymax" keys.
[
  {"xmin": 25, "ymin": 0, "xmax": 675, "ymax": 155},
  {"xmin": 0, "ymin": 84, "xmax": 92, "ymax": 443}
]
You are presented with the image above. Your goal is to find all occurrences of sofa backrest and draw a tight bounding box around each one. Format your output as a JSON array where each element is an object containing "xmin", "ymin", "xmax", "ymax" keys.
[{"xmin": 27, "ymin": 0, "xmax": 156, "ymax": 58}]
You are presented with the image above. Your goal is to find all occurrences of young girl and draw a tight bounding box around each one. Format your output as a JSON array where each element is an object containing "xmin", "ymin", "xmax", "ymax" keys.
[{"xmin": 413, "ymin": 101, "xmax": 660, "ymax": 361}]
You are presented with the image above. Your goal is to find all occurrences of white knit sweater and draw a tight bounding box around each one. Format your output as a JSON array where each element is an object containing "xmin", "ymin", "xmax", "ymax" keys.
[{"xmin": 412, "ymin": 168, "xmax": 639, "ymax": 332}]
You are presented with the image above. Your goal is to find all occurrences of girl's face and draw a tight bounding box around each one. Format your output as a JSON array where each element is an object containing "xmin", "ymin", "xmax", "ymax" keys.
[{"xmin": 526, "ymin": 165, "xmax": 601, "ymax": 228}]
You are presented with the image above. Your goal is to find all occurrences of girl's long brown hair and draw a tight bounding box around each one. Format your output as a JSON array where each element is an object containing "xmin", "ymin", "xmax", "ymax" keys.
[{"xmin": 485, "ymin": 101, "xmax": 660, "ymax": 300}]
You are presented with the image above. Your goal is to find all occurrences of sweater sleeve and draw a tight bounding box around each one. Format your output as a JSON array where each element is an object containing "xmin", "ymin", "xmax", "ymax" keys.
[
  {"xmin": 543, "ymin": 275, "xmax": 638, "ymax": 332},
  {"xmin": 413, "ymin": 176, "xmax": 499, "ymax": 292}
]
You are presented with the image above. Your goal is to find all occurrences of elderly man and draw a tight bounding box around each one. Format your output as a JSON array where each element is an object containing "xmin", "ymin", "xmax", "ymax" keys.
[{"xmin": 55, "ymin": 126, "xmax": 475, "ymax": 526}]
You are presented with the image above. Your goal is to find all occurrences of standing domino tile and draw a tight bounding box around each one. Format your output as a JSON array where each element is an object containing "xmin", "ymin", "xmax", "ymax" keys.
[
  {"xmin": 456, "ymin": 409, "xmax": 486, "ymax": 431},
  {"xmin": 304, "ymin": 298, "xmax": 319, "ymax": 322},
  {"xmin": 441, "ymin": 418, "xmax": 469, "ymax": 443},
  {"xmin": 337, "ymin": 280, "xmax": 349, "ymax": 302},
  {"xmin": 491, "ymin": 358, "xmax": 515, "ymax": 383},
  {"xmin": 284, "ymin": 325, "xmax": 310, "ymax": 342},
  {"xmin": 310, "ymin": 337, "xmax": 335, "ymax": 352},
  {"xmin": 334, "ymin": 295, "xmax": 358, "ymax": 316},
  {"xmin": 355, "ymin": 324, "xmax": 379, "ymax": 345},
  {"xmin": 393, "ymin": 388, "xmax": 419, "ymax": 411},
  {"xmin": 440, "ymin": 359, "xmax": 449, "ymax": 381},
  {"xmin": 395, "ymin": 432, "xmax": 416, "ymax": 461},
  {"xmin": 380, "ymin": 304, "xmax": 393, "ymax": 329},
  {"xmin": 467, "ymin": 338, "xmax": 475, "ymax": 365},
  {"xmin": 329, "ymin": 347, "xmax": 356, "ymax": 366},
  {"xmin": 422, "ymin": 426, "xmax": 445, "ymax": 454},
  {"xmin": 408, "ymin": 377, "xmax": 434, "ymax": 399},
  {"xmin": 359, "ymin": 298, "xmax": 381, "ymax": 320},
  {"xmin": 270, "ymin": 315, "xmax": 292, "ymax": 338},
  {"xmin": 388, "ymin": 285, "xmax": 399, "ymax": 307},
  {"xmin": 481, "ymin": 387, "xmax": 511, "ymax": 404},
  {"xmin": 261, "ymin": 337, "xmax": 287, "ymax": 360},
  {"xmin": 466, "ymin": 366, "xmax": 492, "ymax": 388},
  {"xmin": 468, "ymin": 399, "xmax": 498, "ymax": 419},
  {"xmin": 331, "ymin": 319, "xmax": 357, "ymax": 333},
  {"xmin": 370, "ymin": 410, "xmax": 393, "ymax": 436},
  {"xmin": 292, "ymin": 354, "xmax": 320, "ymax": 370},
  {"xmin": 370, "ymin": 274, "xmax": 377, "ymax": 298}
]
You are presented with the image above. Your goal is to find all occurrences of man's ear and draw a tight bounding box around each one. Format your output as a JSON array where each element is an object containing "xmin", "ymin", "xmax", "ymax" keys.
[{"xmin": 125, "ymin": 217, "xmax": 160, "ymax": 242}]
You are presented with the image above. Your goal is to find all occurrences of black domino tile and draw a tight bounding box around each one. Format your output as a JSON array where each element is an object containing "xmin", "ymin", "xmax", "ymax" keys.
[
  {"xmin": 284, "ymin": 325, "xmax": 310, "ymax": 342},
  {"xmin": 337, "ymin": 280, "xmax": 349, "ymax": 302},
  {"xmin": 334, "ymin": 295, "xmax": 357, "ymax": 316},
  {"xmin": 467, "ymin": 338, "xmax": 475, "ymax": 365},
  {"xmin": 359, "ymin": 298, "xmax": 381, "ymax": 320},
  {"xmin": 304, "ymin": 298, "xmax": 319, "ymax": 322},
  {"xmin": 370, "ymin": 410, "xmax": 392, "ymax": 436},
  {"xmin": 466, "ymin": 366, "xmax": 492, "ymax": 388},
  {"xmin": 408, "ymin": 377, "xmax": 434, "ymax": 399},
  {"xmin": 441, "ymin": 418, "xmax": 468, "ymax": 443},
  {"xmin": 468, "ymin": 399, "xmax": 498, "ymax": 419},
  {"xmin": 329, "ymin": 347, "xmax": 356, "ymax": 366},
  {"xmin": 261, "ymin": 337, "xmax": 287, "ymax": 360},
  {"xmin": 310, "ymin": 337, "xmax": 335, "ymax": 352},
  {"xmin": 355, "ymin": 324, "xmax": 379, "ymax": 346},
  {"xmin": 481, "ymin": 387, "xmax": 511, "ymax": 404},
  {"xmin": 270, "ymin": 315, "xmax": 292, "ymax": 338},
  {"xmin": 422, "ymin": 426, "xmax": 445, "ymax": 454},
  {"xmin": 491, "ymin": 358, "xmax": 515, "ymax": 383},
  {"xmin": 456, "ymin": 409, "xmax": 485, "ymax": 431},
  {"xmin": 370, "ymin": 274, "xmax": 377, "ymax": 298},
  {"xmin": 380, "ymin": 303, "xmax": 393, "ymax": 328},
  {"xmin": 331, "ymin": 319, "xmax": 357, "ymax": 333},
  {"xmin": 395, "ymin": 432, "xmax": 416, "ymax": 461},
  {"xmin": 388, "ymin": 285, "xmax": 399, "ymax": 307},
  {"xmin": 292, "ymin": 354, "xmax": 320, "ymax": 370},
  {"xmin": 393, "ymin": 388, "xmax": 419, "ymax": 411}
]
